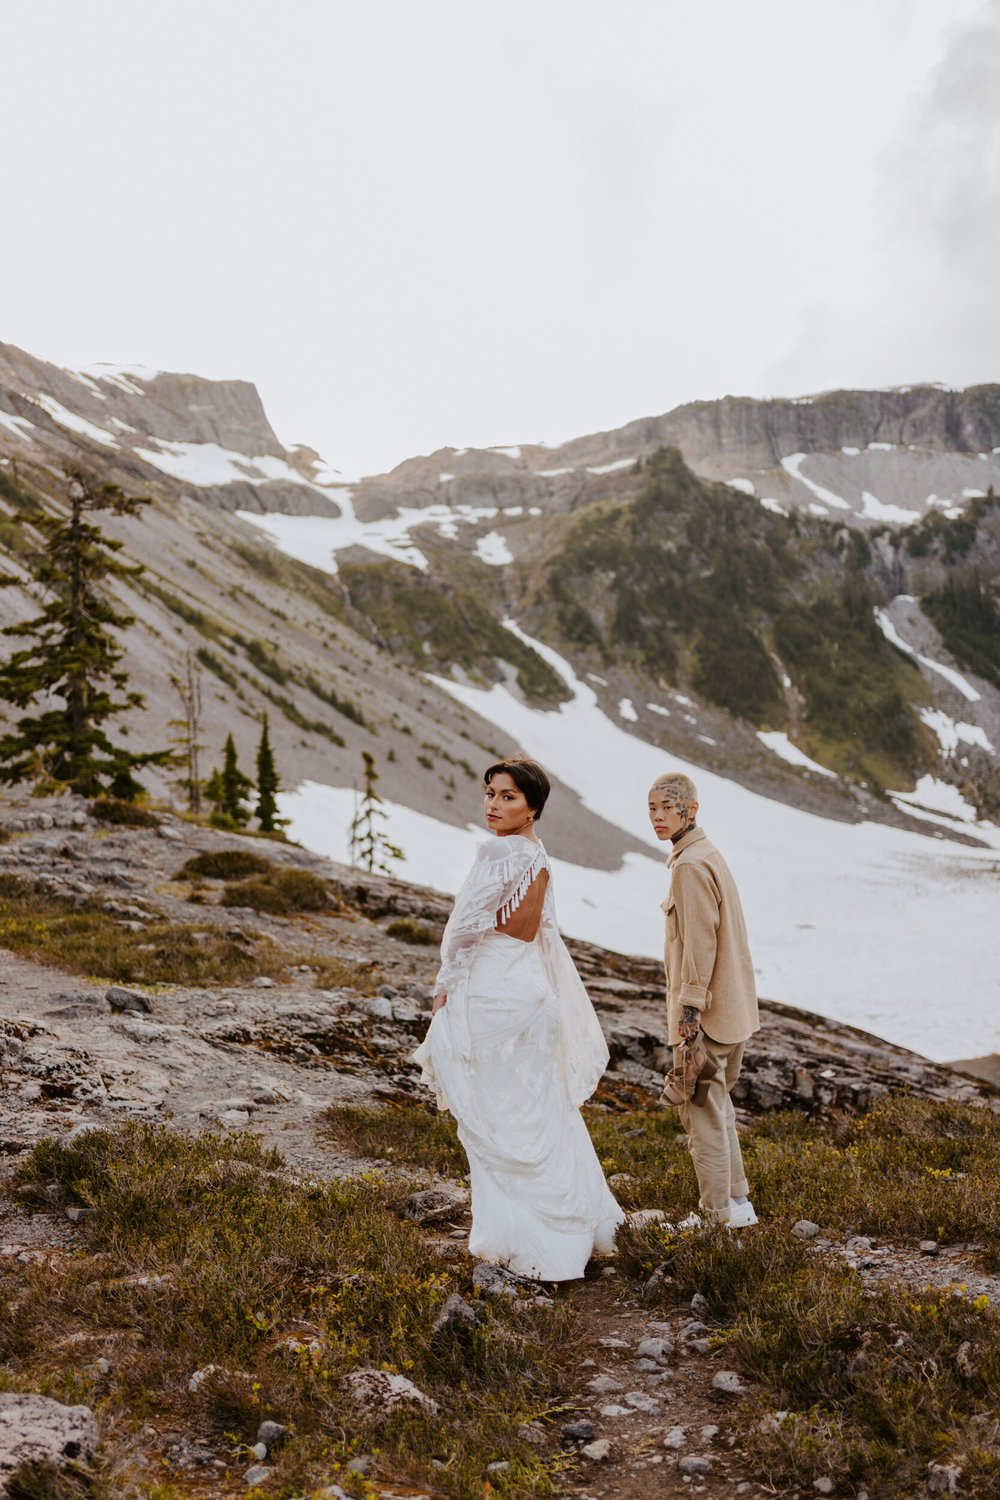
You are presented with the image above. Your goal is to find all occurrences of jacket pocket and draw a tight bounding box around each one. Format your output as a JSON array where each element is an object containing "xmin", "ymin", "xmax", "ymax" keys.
[{"xmin": 662, "ymin": 899, "xmax": 678, "ymax": 941}]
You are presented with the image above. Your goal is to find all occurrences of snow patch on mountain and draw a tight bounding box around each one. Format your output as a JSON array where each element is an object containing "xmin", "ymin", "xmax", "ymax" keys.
[
  {"xmin": 780, "ymin": 453, "xmax": 851, "ymax": 510},
  {"xmin": 874, "ymin": 607, "xmax": 981, "ymax": 702},
  {"xmin": 475, "ymin": 531, "xmax": 513, "ymax": 566},
  {"xmin": 757, "ymin": 731, "xmax": 837, "ymax": 778},
  {"xmin": 30, "ymin": 394, "xmax": 119, "ymax": 448}
]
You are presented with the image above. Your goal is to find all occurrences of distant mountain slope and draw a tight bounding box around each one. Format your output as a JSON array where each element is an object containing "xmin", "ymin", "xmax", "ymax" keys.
[
  {"xmin": 351, "ymin": 384, "xmax": 1000, "ymax": 534},
  {"xmin": 2, "ymin": 338, "xmax": 998, "ymax": 843}
]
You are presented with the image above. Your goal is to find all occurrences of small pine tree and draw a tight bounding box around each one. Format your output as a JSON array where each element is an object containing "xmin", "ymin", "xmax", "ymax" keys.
[
  {"xmin": 205, "ymin": 733, "xmax": 252, "ymax": 827},
  {"xmin": 254, "ymin": 713, "xmax": 286, "ymax": 832},
  {"xmin": 350, "ymin": 750, "xmax": 404, "ymax": 875},
  {"xmin": 0, "ymin": 468, "xmax": 171, "ymax": 799}
]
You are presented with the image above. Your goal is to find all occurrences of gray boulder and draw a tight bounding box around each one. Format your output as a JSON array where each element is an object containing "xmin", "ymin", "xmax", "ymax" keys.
[{"xmin": 0, "ymin": 1393, "xmax": 99, "ymax": 1488}]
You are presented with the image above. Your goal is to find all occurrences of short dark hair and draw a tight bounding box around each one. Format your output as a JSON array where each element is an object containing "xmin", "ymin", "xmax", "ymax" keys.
[{"xmin": 483, "ymin": 754, "xmax": 551, "ymax": 821}]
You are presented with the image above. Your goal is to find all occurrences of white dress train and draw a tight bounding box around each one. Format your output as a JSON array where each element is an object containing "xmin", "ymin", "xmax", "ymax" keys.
[{"xmin": 412, "ymin": 835, "xmax": 624, "ymax": 1280}]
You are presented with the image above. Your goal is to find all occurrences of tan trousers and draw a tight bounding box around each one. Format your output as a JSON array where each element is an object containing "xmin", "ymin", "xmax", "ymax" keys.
[{"xmin": 674, "ymin": 1035, "xmax": 749, "ymax": 1221}]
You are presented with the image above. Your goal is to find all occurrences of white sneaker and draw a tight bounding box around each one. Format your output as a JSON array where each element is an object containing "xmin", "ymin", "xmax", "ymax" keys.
[{"xmin": 727, "ymin": 1199, "xmax": 758, "ymax": 1228}]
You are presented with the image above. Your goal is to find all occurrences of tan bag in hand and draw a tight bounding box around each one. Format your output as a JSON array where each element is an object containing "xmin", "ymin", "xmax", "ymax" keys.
[{"xmin": 659, "ymin": 1036, "xmax": 718, "ymax": 1108}]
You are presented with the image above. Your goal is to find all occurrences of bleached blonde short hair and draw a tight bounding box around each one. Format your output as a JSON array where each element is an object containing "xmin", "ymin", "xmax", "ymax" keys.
[{"xmin": 649, "ymin": 772, "xmax": 698, "ymax": 803}]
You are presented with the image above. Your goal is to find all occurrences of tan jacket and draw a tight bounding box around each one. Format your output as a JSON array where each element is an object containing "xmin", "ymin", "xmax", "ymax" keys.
[{"xmin": 662, "ymin": 826, "xmax": 759, "ymax": 1046}]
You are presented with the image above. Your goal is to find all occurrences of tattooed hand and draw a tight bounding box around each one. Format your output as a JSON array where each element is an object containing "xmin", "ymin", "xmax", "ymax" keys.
[{"xmin": 679, "ymin": 1004, "xmax": 701, "ymax": 1042}]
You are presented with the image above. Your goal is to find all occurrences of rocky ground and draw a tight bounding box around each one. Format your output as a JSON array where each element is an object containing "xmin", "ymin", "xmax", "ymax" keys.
[{"xmin": 1, "ymin": 793, "xmax": 998, "ymax": 1500}]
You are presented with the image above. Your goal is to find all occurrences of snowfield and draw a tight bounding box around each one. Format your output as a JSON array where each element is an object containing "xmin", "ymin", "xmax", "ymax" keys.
[{"xmin": 281, "ymin": 625, "xmax": 1000, "ymax": 1064}]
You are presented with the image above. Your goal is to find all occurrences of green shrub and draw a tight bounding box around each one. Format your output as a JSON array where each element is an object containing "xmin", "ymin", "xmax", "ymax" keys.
[
  {"xmin": 386, "ymin": 916, "xmax": 436, "ymax": 945},
  {"xmin": 177, "ymin": 849, "xmax": 274, "ymax": 880},
  {"xmin": 322, "ymin": 1102, "xmax": 466, "ymax": 1178},
  {"xmin": 221, "ymin": 866, "xmax": 332, "ymax": 915},
  {"xmin": 88, "ymin": 798, "xmax": 160, "ymax": 828}
]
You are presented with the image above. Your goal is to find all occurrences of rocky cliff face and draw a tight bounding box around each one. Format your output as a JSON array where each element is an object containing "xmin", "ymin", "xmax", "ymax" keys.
[
  {"xmin": 0, "ymin": 341, "xmax": 341, "ymax": 517},
  {"xmin": 351, "ymin": 384, "xmax": 1000, "ymax": 531}
]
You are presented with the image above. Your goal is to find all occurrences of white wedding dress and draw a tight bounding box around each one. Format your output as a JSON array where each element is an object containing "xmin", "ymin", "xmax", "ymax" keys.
[{"xmin": 412, "ymin": 835, "xmax": 624, "ymax": 1280}]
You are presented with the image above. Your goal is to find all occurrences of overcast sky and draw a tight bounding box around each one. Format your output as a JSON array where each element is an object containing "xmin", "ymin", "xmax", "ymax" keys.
[{"xmin": 2, "ymin": 0, "xmax": 996, "ymax": 477}]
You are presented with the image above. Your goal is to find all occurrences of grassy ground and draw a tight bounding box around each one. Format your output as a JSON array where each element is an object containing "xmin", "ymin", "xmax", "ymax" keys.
[
  {"xmin": 325, "ymin": 1095, "xmax": 1000, "ymax": 1498},
  {"xmin": 0, "ymin": 874, "xmax": 291, "ymax": 986},
  {"xmin": 2, "ymin": 1124, "xmax": 574, "ymax": 1499}
]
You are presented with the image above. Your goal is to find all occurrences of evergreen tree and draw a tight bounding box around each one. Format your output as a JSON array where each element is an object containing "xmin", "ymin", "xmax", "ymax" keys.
[
  {"xmin": 167, "ymin": 649, "xmax": 204, "ymax": 813},
  {"xmin": 205, "ymin": 733, "xmax": 252, "ymax": 827},
  {"xmin": 254, "ymin": 713, "xmax": 286, "ymax": 832},
  {"xmin": 0, "ymin": 468, "xmax": 171, "ymax": 799},
  {"xmin": 349, "ymin": 750, "xmax": 404, "ymax": 874}
]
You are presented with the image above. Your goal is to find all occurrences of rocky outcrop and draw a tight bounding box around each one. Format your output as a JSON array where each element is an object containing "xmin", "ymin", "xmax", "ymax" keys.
[{"xmin": 0, "ymin": 1393, "xmax": 99, "ymax": 1494}]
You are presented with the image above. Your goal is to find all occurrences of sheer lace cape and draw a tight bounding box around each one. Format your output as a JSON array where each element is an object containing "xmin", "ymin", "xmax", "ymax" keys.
[{"xmin": 413, "ymin": 834, "xmax": 609, "ymax": 1110}]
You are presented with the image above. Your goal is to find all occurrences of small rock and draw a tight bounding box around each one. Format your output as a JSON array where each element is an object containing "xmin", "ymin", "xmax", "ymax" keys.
[
  {"xmin": 635, "ymin": 1358, "xmax": 661, "ymax": 1372},
  {"xmin": 95, "ymin": 1358, "xmax": 113, "ymax": 1376},
  {"xmin": 65, "ymin": 1204, "xmax": 92, "ymax": 1223},
  {"xmin": 252, "ymin": 976, "xmax": 275, "ymax": 988},
  {"xmin": 643, "ymin": 1262, "xmax": 673, "ymax": 1298},
  {"xmin": 256, "ymin": 1421, "xmax": 288, "ymax": 1445},
  {"xmin": 105, "ymin": 985, "xmax": 151, "ymax": 1014},
  {"xmin": 218, "ymin": 1109, "xmax": 250, "ymax": 1128},
  {"xmin": 926, "ymin": 1461, "xmax": 963, "ymax": 1495},
  {"xmin": 846, "ymin": 1235, "xmax": 873, "ymax": 1254},
  {"xmin": 487, "ymin": 1460, "xmax": 510, "ymax": 1473},
  {"xmin": 250, "ymin": 1441, "xmax": 268, "ymax": 1460},
  {"xmin": 401, "ymin": 1187, "xmax": 469, "ymax": 1224},
  {"xmin": 581, "ymin": 1439, "xmax": 612, "ymax": 1461},
  {"xmin": 813, "ymin": 1480, "xmax": 835, "ymax": 1495},
  {"xmin": 244, "ymin": 1464, "xmax": 271, "ymax": 1485},
  {"xmin": 188, "ymin": 1363, "xmax": 231, "ymax": 1393},
  {"xmin": 369, "ymin": 996, "xmax": 395, "ymax": 1020},
  {"xmin": 518, "ymin": 1422, "xmax": 546, "ymax": 1446},
  {"xmin": 955, "ymin": 1340, "xmax": 977, "ymax": 1379},
  {"xmin": 346, "ymin": 1454, "xmax": 372, "ymax": 1473},
  {"xmin": 663, "ymin": 1426, "xmax": 686, "ymax": 1449},
  {"xmin": 472, "ymin": 1263, "xmax": 523, "ymax": 1298},
  {"xmin": 586, "ymin": 1374, "xmax": 624, "ymax": 1395},
  {"xmin": 700, "ymin": 1424, "xmax": 720, "ymax": 1442},
  {"xmin": 636, "ymin": 1335, "xmax": 673, "ymax": 1363},
  {"xmin": 343, "ymin": 1367, "xmax": 439, "ymax": 1415},
  {"xmin": 711, "ymin": 1369, "xmax": 745, "ymax": 1396},
  {"xmin": 920, "ymin": 1239, "xmax": 940, "ymax": 1256},
  {"xmin": 598, "ymin": 1335, "xmax": 630, "ymax": 1349},
  {"xmin": 792, "ymin": 1219, "xmax": 820, "ymax": 1240},
  {"xmin": 690, "ymin": 1292, "xmax": 710, "ymax": 1317},
  {"xmin": 432, "ymin": 1293, "xmax": 478, "ymax": 1336},
  {"xmin": 562, "ymin": 1419, "xmax": 595, "ymax": 1442},
  {"xmin": 599, "ymin": 1403, "xmax": 630, "ymax": 1417},
  {"xmin": 626, "ymin": 1208, "xmax": 669, "ymax": 1228},
  {"xmin": 679, "ymin": 1453, "xmax": 712, "ymax": 1475},
  {"xmin": 624, "ymin": 1390, "xmax": 660, "ymax": 1413},
  {"xmin": 157, "ymin": 824, "xmax": 182, "ymax": 841}
]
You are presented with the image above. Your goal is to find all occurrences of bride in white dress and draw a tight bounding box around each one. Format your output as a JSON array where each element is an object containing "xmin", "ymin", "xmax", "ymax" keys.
[{"xmin": 413, "ymin": 755, "xmax": 624, "ymax": 1281}]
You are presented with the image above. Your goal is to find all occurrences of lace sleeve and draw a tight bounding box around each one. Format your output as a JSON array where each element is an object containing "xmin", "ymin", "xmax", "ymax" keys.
[{"xmin": 434, "ymin": 838, "xmax": 547, "ymax": 997}]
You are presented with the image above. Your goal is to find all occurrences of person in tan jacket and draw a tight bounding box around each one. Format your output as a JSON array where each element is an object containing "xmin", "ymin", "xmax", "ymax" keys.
[{"xmin": 649, "ymin": 771, "xmax": 760, "ymax": 1227}]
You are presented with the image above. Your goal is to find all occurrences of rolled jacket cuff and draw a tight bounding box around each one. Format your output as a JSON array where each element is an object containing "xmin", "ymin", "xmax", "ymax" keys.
[{"xmin": 679, "ymin": 985, "xmax": 709, "ymax": 1009}]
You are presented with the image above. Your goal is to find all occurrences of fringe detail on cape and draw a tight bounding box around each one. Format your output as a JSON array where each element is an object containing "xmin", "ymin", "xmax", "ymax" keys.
[{"xmin": 497, "ymin": 846, "xmax": 548, "ymax": 926}]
